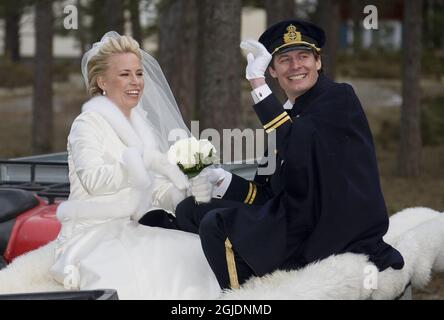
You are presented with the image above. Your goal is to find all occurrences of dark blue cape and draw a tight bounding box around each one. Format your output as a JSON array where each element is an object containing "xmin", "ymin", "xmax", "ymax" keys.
[{"xmin": 221, "ymin": 75, "xmax": 404, "ymax": 276}]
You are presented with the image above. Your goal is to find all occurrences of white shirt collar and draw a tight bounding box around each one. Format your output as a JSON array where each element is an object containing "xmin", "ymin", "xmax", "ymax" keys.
[{"xmin": 283, "ymin": 100, "xmax": 293, "ymax": 110}]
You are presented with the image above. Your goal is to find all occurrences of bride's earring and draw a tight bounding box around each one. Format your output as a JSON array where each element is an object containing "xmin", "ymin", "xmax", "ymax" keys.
[{"xmin": 103, "ymin": 90, "xmax": 106, "ymax": 96}]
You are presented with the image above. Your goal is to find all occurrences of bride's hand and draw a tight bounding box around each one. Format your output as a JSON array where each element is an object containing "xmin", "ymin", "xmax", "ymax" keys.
[{"xmin": 143, "ymin": 150, "xmax": 190, "ymax": 191}]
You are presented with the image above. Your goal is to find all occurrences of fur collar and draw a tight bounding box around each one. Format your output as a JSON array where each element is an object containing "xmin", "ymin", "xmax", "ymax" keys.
[{"xmin": 82, "ymin": 96, "xmax": 159, "ymax": 152}]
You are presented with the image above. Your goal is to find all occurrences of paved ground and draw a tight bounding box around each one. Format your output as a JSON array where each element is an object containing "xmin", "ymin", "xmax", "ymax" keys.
[{"xmin": 338, "ymin": 77, "xmax": 444, "ymax": 108}]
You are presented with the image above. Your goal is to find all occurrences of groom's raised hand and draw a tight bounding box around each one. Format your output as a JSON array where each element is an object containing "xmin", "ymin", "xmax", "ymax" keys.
[{"xmin": 240, "ymin": 40, "xmax": 272, "ymax": 81}]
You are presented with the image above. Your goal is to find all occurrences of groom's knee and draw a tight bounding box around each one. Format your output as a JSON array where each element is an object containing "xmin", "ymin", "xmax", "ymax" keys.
[
  {"xmin": 175, "ymin": 196, "xmax": 198, "ymax": 233},
  {"xmin": 199, "ymin": 210, "xmax": 224, "ymax": 244}
]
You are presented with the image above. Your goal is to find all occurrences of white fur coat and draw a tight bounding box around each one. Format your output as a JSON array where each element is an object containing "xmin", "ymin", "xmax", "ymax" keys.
[
  {"xmin": 59, "ymin": 95, "xmax": 174, "ymax": 223},
  {"xmin": 48, "ymin": 96, "xmax": 197, "ymax": 295}
]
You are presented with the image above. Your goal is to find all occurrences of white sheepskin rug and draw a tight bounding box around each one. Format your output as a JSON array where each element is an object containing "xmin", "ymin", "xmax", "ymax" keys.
[
  {"xmin": 0, "ymin": 242, "xmax": 62, "ymax": 294},
  {"xmin": 1, "ymin": 207, "xmax": 443, "ymax": 300}
]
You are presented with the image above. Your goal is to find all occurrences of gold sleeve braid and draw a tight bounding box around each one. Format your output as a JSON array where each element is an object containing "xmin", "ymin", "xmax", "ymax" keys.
[
  {"xmin": 263, "ymin": 111, "xmax": 292, "ymax": 133},
  {"xmin": 244, "ymin": 182, "xmax": 257, "ymax": 204}
]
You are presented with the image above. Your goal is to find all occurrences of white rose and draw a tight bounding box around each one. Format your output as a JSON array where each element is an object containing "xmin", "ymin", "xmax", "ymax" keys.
[
  {"xmin": 188, "ymin": 137, "xmax": 201, "ymax": 155},
  {"xmin": 198, "ymin": 139, "xmax": 217, "ymax": 164},
  {"xmin": 168, "ymin": 137, "xmax": 200, "ymax": 169}
]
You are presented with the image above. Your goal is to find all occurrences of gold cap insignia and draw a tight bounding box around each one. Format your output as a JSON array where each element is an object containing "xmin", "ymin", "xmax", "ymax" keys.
[{"xmin": 283, "ymin": 24, "xmax": 302, "ymax": 44}]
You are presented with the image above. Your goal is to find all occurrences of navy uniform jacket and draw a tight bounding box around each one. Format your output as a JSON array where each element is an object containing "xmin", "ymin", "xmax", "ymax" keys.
[{"xmin": 219, "ymin": 74, "xmax": 404, "ymax": 277}]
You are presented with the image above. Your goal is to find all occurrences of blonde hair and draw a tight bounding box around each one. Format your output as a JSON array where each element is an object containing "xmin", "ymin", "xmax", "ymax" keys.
[{"xmin": 87, "ymin": 35, "xmax": 141, "ymax": 96}]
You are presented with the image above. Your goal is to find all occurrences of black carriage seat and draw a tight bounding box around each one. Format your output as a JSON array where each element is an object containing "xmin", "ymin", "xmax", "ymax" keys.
[
  {"xmin": 0, "ymin": 289, "xmax": 119, "ymax": 300},
  {"xmin": 0, "ymin": 189, "xmax": 39, "ymax": 223}
]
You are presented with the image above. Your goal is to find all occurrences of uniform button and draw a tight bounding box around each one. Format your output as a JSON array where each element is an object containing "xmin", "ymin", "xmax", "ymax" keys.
[
  {"xmin": 274, "ymin": 149, "xmax": 278, "ymax": 154},
  {"xmin": 296, "ymin": 114, "xmax": 300, "ymax": 118}
]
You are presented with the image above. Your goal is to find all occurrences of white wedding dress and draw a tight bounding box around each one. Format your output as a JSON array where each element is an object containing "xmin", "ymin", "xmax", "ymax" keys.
[
  {"xmin": 55, "ymin": 219, "xmax": 221, "ymax": 299},
  {"xmin": 50, "ymin": 96, "xmax": 220, "ymax": 299}
]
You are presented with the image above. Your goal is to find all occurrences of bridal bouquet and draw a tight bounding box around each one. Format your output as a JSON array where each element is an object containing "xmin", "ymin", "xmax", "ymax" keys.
[{"xmin": 167, "ymin": 137, "xmax": 218, "ymax": 178}]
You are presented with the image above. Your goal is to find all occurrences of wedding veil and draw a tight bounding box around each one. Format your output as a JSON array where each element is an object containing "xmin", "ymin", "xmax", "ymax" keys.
[{"xmin": 80, "ymin": 31, "xmax": 190, "ymax": 152}]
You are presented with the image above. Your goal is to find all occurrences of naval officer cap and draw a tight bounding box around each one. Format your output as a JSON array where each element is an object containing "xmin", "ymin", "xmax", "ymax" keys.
[{"xmin": 259, "ymin": 19, "xmax": 326, "ymax": 56}]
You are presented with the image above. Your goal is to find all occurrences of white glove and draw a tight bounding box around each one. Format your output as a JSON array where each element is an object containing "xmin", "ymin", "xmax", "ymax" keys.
[
  {"xmin": 190, "ymin": 167, "xmax": 226, "ymax": 203},
  {"xmin": 152, "ymin": 175, "xmax": 186, "ymax": 214},
  {"xmin": 143, "ymin": 150, "xmax": 190, "ymax": 191},
  {"xmin": 240, "ymin": 40, "xmax": 272, "ymax": 80}
]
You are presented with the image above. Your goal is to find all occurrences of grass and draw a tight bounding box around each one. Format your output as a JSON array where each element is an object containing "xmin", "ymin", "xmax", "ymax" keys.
[
  {"xmin": 378, "ymin": 146, "xmax": 444, "ymax": 214},
  {"xmin": 0, "ymin": 59, "xmax": 79, "ymax": 88},
  {"xmin": 337, "ymin": 51, "xmax": 402, "ymax": 79},
  {"xmin": 0, "ymin": 109, "xmax": 32, "ymax": 157},
  {"xmin": 337, "ymin": 50, "xmax": 444, "ymax": 80},
  {"xmin": 0, "ymin": 88, "xmax": 86, "ymax": 158},
  {"xmin": 364, "ymin": 105, "xmax": 444, "ymax": 214}
]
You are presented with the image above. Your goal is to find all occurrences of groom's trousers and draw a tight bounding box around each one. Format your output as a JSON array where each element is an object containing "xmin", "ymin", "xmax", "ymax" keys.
[{"xmin": 176, "ymin": 197, "xmax": 255, "ymax": 290}]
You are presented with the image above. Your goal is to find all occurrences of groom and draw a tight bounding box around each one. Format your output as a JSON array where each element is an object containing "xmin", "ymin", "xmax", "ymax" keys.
[{"xmin": 175, "ymin": 19, "xmax": 404, "ymax": 290}]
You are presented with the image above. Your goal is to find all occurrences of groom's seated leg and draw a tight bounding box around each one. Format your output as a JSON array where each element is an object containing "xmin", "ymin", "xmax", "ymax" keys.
[
  {"xmin": 175, "ymin": 197, "xmax": 244, "ymax": 234},
  {"xmin": 199, "ymin": 209, "xmax": 254, "ymax": 290}
]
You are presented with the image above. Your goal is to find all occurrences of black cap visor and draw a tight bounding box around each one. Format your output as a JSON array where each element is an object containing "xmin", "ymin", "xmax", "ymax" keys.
[{"xmin": 275, "ymin": 44, "xmax": 314, "ymax": 55}]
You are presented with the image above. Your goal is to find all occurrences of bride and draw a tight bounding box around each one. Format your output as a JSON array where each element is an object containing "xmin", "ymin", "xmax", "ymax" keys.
[{"xmin": 49, "ymin": 32, "xmax": 220, "ymax": 299}]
